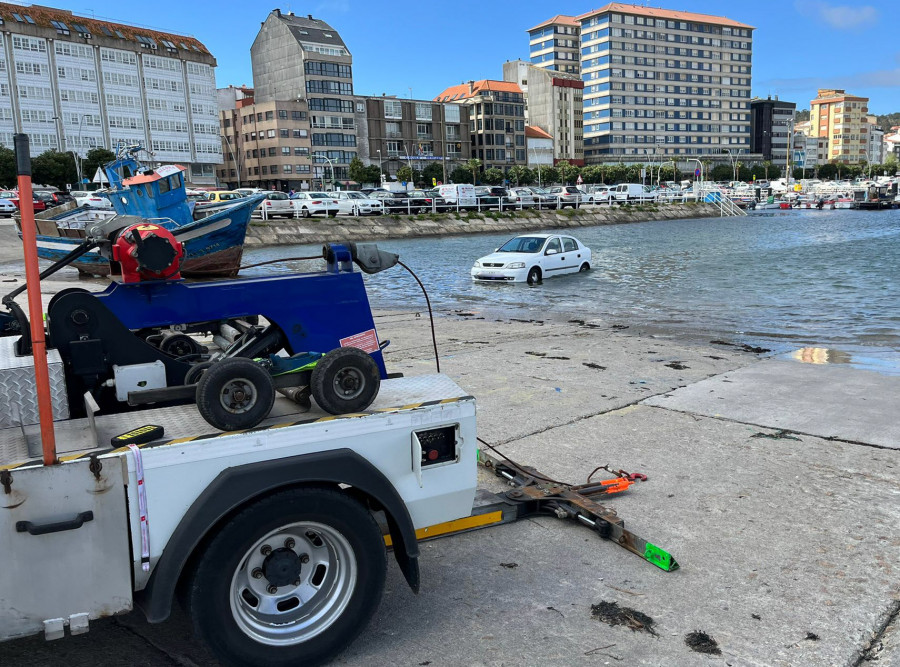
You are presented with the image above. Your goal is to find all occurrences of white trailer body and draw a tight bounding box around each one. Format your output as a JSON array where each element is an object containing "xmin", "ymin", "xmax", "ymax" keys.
[{"xmin": 0, "ymin": 374, "xmax": 477, "ymax": 665}]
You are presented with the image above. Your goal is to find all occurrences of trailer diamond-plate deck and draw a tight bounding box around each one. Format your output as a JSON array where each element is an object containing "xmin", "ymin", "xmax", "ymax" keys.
[{"xmin": 0, "ymin": 374, "xmax": 470, "ymax": 469}]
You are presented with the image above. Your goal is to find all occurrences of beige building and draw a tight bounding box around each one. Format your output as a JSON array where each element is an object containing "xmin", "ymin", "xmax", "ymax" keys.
[
  {"xmin": 527, "ymin": 15, "xmax": 581, "ymax": 75},
  {"xmin": 809, "ymin": 89, "xmax": 869, "ymax": 164},
  {"xmin": 435, "ymin": 80, "xmax": 526, "ymax": 174},
  {"xmin": 503, "ymin": 60, "xmax": 584, "ymax": 165},
  {"xmin": 218, "ymin": 97, "xmax": 312, "ymax": 191}
]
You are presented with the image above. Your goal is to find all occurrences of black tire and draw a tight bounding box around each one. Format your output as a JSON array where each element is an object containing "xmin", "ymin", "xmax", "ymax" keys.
[
  {"xmin": 196, "ymin": 357, "xmax": 275, "ymax": 431},
  {"xmin": 579, "ymin": 262, "xmax": 591, "ymax": 272},
  {"xmin": 327, "ymin": 211, "xmax": 337, "ymax": 217},
  {"xmin": 185, "ymin": 360, "xmax": 215, "ymax": 385},
  {"xmin": 188, "ymin": 486, "xmax": 387, "ymax": 667},
  {"xmin": 301, "ymin": 207, "xmax": 311, "ymax": 218},
  {"xmin": 526, "ymin": 266, "xmax": 542, "ymax": 285},
  {"xmin": 310, "ymin": 347, "xmax": 380, "ymax": 415}
]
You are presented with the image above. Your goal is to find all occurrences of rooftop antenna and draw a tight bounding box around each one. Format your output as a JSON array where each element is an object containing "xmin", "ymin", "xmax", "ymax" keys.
[{"xmin": 84, "ymin": 7, "xmax": 95, "ymax": 18}]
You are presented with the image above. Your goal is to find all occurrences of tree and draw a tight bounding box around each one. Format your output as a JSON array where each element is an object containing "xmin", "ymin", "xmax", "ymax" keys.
[
  {"xmin": 538, "ymin": 166, "xmax": 558, "ymax": 185},
  {"xmin": 450, "ymin": 166, "xmax": 471, "ymax": 184},
  {"xmin": 396, "ymin": 165, "xmax": 413, "ymax": 185},
  {"xmin": 363, "ymin": 165, "xmax": 383, "ymax": 186},
  {"xmin": 32, "ymin": 150, "xmax": 77, "ymax": 190},
  {"xmin": 466, "ymin": 158, "xmax": 482, "ymax": 185},
  {"xmin": 557, "ymin": 160, "xmax": 580, "ymax": 185},
  {"xmin": 348, "ymin": 156, "xmax": 368, "ymax": 185},
  {"xmin": 761, "ymin": 160, "xmax": 773, "ymax": 180},
  {"xmin": 421, "ymin": 162, "xmax": 444, "ymax": 186},
  {"xmin": 507, "ymin": 165, "xmax": 533, "ymax": 186},
  {"xmin": 481, "ymin": 167, "xmax": 504, "ymax": 185},
  {"xmin": 710, "ymin": 164, "xmax": 732, "ymax": 181},
  {"xmin": 0, "ymin": 146, "xmax": 16, "ymax": 189},
  {"xmin": 580, "ymin": 165, "xmax": 605, "ymax": 184},
  {"xmin": 82, "ymin": 147, "xmax": 115, "ymax": 186}
]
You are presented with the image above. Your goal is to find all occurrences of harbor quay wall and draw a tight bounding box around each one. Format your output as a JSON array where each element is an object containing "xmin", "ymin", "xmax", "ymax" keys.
[{"xmin": 244, "ymin": 203, "xmax": 722, "ymax": 247}]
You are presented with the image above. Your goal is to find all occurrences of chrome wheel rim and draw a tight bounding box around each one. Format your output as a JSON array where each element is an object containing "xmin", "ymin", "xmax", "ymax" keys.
[{"xmin": 230, "ymin": 521, "xmax": 357, "ymax": 646}]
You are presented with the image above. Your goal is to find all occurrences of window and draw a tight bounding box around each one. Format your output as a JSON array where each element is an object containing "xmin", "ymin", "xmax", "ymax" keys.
[
  {"xmin": 282, "ymin": 147, "xmax": 291, "ymax": 155},
  {"xmin": 384, "ymin": 100, "xmax": 403, "ymax": 119},
  {"xmin": 280, "ymin": 129, "xmax": 289, "ymax": 138},
  {"xmin": 283, "ymin": 165, "xmax": 292, "ymax": 174},
  {"xmin": 293, "ymin": 129, "xmax": 308, "ymax": 138},
  {"xmin": 444, "ymin": 104, "xmax": 460, "ymax": 123},
  {"xmin": 415, "ymin": 103, "xmax": 432, "ymax": 121},
  {"xmin": 268, "ymin": 147, "xmax": 277, "ymax": 156},
  {"xmin": 278, "ymin": 110, "xmax": 288, "ymax": 119},
  {"xmin": 291, "ymin": 111, "xmax": 306, "ymax": 120},
  {"xmin": 267, "ymin": 129, "xmax": 276, "ymax": 138},
  {"xmin": 265, "ymin": 111, "xmax": 274, "ymax": 120},
  {"xmin": 294, "ymin": 146, "xmax": 309, "ymax": 156}
]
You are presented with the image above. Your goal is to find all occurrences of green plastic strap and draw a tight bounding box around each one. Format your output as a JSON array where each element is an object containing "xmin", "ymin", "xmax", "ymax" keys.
[{"xmin": 644, "ymin": 542, "xmax": 675, "ymax": 571}]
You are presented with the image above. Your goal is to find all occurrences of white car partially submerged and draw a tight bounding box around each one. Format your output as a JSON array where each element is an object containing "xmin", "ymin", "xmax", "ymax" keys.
[{"xmin": 471, "ymin": 233, "xmax": 592, "ymax": 284}]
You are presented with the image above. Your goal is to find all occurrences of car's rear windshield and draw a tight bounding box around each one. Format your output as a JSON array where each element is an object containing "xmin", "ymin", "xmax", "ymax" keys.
[
  {"xmin": 498, "ymin": 237, "xmax": 545, "ymax": 253},
  {"xmin": 308, "ymin": 192, "xmax": 330, "ymax": 198}
]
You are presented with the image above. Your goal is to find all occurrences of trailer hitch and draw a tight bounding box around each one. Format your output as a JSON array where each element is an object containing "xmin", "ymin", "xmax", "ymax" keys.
[{"xmin": 481, "ymin": 453, "xmax": 679, "ymax": 572}]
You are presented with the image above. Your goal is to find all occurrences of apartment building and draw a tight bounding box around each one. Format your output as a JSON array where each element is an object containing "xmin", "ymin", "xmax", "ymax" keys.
[
  {"xmin": 354, "ymin": 96, "xmax": 471, "ymax": 182},
  {"xmin": 792, "ymin": 120, "xmax": 827, "ymax": 170},
  {"xmin": 0, "ymin": 2, "xmax": 221, "ymax": 183},
  {"xmin": 435, "ymin": 80, "xmax": 526, "ymax": 173},
  {"xmin": 577, "ymin": 3, "xmax": 754, "ymax": 163},
  {"xmin": 503, "ymin": 60, "xmax": 584, "ymax": 165},
  {"xmin": 251, "ymin": 10, "xmax": 356, "ymax": 185},
  {"xmin": 884, "ymin": 126, "xmax": 900, "ymax": 164},
  {"xmin": 750, "ymin": 96, "xmax": 795, "ymax": 170},
  {"xmin": 809, "ymin": 89, "xmax": 869, "ymax": 164},
  {"xmin": 218, "ymin": 97, "xmax": 313, "ymax": 191},
  {"xmin": 527, "ymin": 15, "xmax": 581, "ymax": 75},
  {"xmin": 866, "ymin": 116, "xmax": 883, "ymax": 165}
]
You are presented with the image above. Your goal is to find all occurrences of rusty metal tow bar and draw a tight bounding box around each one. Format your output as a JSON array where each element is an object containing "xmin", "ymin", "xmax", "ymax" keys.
[{"xmin": 480, "ymin": 453, "xmax": 679, "ymax": 572}]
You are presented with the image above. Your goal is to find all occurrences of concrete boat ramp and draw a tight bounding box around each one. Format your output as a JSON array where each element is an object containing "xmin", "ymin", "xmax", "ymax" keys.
[{"xmin": 2, "ymin": 314, "xmax": 898, "ymax": 666}]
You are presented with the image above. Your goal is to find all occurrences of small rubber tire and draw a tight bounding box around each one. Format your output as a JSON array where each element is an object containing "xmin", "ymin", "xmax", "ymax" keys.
[
  {"xmin": 187, "ymin": 486, "xmax": 387, "ymax": 667},
  {"xmin": 310, "ymin": 347, "xmax": 380, "ymax": 415},
  {"xmin": 579, "ymin": 262, "xmax": 591, "ymax": 272},
  {"xmin": 196, "ymin": 357, "xmax": 275, "ymax": 431},
  {"xmin": 301, "ymin": 207, "xmax": 311, "ymax": 218},
  {"xmin": 527, "ymin": 266, "xmax": 542, "ymax": 285},
  {"xmin": 185, "ymin": 360, "xmax": 215, "ymax": 385}
]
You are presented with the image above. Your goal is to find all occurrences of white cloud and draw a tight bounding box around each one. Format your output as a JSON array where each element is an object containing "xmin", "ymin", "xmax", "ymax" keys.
[{"xmin": 795, "ymin": 0, "xmax": 879, "ymax": 30}]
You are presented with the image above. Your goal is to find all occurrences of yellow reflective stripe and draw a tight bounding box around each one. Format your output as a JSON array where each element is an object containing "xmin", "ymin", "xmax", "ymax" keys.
[{"xmin": 383, "ymin": 511, "xmax": 504, "ymax": 546}]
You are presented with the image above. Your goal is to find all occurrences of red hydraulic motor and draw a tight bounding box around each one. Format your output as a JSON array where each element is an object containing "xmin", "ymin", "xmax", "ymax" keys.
[{"xmin": 111, "ymin": 223, "xmax": 184, "ymax": 283}]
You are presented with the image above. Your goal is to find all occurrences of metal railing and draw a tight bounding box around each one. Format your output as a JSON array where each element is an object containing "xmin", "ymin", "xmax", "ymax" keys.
[{"xmin": 698, "ymin": 187, "xmax": 746, "ymax": 216}]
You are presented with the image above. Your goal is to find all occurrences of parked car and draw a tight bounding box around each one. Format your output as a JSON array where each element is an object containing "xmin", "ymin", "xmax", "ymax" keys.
[
  {"xmin": 581, "ymin": 185, "xmax": 613, "ymax": 205},
  {"xmin": 506, "ymin": 187, "xmax": 537, "ymax": 209},
  {"xmin": 333, "ymin": 191, "xmax": 384, "ymax": 216},
  {"xmin": 290, "ymin": 191, "xmax": 339, "ymax": 217},
  {"xmin": 235, "ymin": 187, "xmax": 265, "ymax": 197},
  {"xmin": 612, "ymin": 183, "xmax": 657, "ymax": 204},
  {"xmin": 0, "ymin": 197, "xmax": 16, "ymax": 217},
  {"xmin": 35, "ymin": 191, "xmax": 58, "ymax": 208},
  {"xmin": 471, "ymin": 233, "xmax": 592, "ymax": 284},
  {"xmin": 474, "ymin": 186, "xmax": 511, "ymax": 210},
  {"xmin": 257, "ymin": 191, "xmax": 294, "ymax": 218},
  {"xmin": 527, "ymin": 187, "xmax": 559, "ymax": 210},
  {"xmin": 70, "ymin": 190, "xmax": 113, "ymax": 209},
  {"xmin": 546, "ymin": 185, "xmax": 582, "ymax": 209},
  {"xmin": 1, "ymin": 190, "xmax": 48, "ymax": 212},
  {"xmin": 49, "ymin": 191, "xmax": 75, "ymax": 206},
  {"xmin": 369, "ymin": 190, "xmax": 430, "ymax": 214},
  {"xmin": 424, "ymin": 188, "xmax": 452, "ymax": 211}
]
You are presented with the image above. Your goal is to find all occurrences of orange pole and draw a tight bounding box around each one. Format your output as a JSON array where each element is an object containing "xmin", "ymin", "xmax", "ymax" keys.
[{"xmin": 14, "ymin": 134, "xmax": 57, "ymax": 465}]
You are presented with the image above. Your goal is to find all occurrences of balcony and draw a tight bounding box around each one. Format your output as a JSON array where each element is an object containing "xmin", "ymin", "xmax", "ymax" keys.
[
  {"xmin": 386, "ymin": 131, "xmax": 402, "ymax": 138},
  {"xmin": 416, "ymin": 133, "xmax": 434, "ymax": 140}
]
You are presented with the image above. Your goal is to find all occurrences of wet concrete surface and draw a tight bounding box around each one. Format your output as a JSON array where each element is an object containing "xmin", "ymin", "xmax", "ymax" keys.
[{"xmin": 0, "ymin": 300, "xmax": 897, "ymax": 666}]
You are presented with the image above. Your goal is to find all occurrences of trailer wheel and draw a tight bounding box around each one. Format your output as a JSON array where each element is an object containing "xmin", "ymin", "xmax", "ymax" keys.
[
  {"xmin": 185, "ymin": 361, "xmax": 215, "ymax": 385},
  {"xmin": 310, "ymin": 347, "xmax": 380, "ymax": 415},
  {"xmin": 196, "ymin": 358, "xmax": 275, "ymax": 431},
  {"xmin": 188, "ymin": 487, "xmax": 386, "ymax": 667}
]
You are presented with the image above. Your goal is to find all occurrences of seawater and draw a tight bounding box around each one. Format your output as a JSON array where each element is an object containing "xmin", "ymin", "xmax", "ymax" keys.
[{"xmin": 243, "ymin": 208, "xmax": 900, "ymax": 372}]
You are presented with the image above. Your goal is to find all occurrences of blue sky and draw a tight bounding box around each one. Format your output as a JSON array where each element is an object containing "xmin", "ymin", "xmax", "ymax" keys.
[{"xmin": 55, "ymin": 0, "xmax": 900, "ymax": 113}]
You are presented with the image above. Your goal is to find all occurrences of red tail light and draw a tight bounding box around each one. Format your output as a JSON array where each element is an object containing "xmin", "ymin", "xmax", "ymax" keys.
[{"xmin": 311, "ymin": 200, "xmax": 322, "ymax": 205}]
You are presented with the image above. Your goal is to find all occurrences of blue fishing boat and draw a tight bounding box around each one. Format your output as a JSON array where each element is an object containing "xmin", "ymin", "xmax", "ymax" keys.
[{"xmin": 24, "ymin": 145, "xmax": 263, "ymax": 277}]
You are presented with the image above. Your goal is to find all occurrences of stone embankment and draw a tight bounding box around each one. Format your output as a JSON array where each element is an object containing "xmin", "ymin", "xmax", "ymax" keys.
[{"xmin": 245, "ymin": 202, "xmax": 721, "ymax": 246}]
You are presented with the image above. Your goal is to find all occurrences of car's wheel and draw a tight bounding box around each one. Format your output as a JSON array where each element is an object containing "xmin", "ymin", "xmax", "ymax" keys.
[
  {"xmin": 196, "ymin": 357, "xmax": 275, "ymax": 431},
  {"xmin": 579, "ymin": 262, "xmax": 591, "ymax": 272},
  {"xmin": 526, "ymin": 266, "xmax": 542, "ymax": 285},
  {"xmin": 310, "ymin": 347, "xmax": 380, "ymax": 415},
  {"xmin": 301, "ymin": 207, "xmax": 311, "ymax": 218},
  {"xmin": 185, "ymin": 360, "xmax": 215, "ymax": 385},
  {"xmin": 188, "ymin": 486, "xmax": 387, "ymax": 667},
  {"xmin": 327, "ymin": 211, "xmax": 337, "ymax": 218}
]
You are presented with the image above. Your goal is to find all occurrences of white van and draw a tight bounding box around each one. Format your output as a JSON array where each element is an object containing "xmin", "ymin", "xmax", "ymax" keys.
[
  {"xmin": 438, "ymin": 183, "xmax": 477, "ymax": 209},
  {"xmin": 612, "ymin": 183, "xmax": 656, "ymax": 203}
]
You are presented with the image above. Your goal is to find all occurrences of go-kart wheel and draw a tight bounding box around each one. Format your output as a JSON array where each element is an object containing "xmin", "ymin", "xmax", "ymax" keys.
[
  {"xmin": 196, "ymin": 358, "xmax": 275, "ymax": 431},
  {"xmin": 310, "ymin": 347, "xmax": 380, "ymax": 415},
  {"xmin": 185, "ymin": 360, "xmax": 215, "ymax": 385}
]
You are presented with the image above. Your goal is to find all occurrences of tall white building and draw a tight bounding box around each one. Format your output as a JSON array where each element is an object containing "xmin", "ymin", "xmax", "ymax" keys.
[{"xmin": 0, "ymin": 3, "xmax": 221, "ymax": 184}]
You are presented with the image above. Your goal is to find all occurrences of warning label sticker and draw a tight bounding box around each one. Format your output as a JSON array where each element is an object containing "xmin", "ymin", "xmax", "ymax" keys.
[{"xmin": 339, "ymin": 329, "xmax": 379, "ymax": 354}]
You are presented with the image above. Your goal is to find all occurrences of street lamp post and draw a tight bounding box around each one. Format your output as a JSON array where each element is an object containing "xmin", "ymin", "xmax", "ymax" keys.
[
  {"xmin": 318, "ymin": 154, "xmax": 335, "ymax": 191},
  {"xmin": 722, "ymin": 148, "xmax": 737, "ymax": 182},
  {"xmin": 376, "ymin": 149, "xmax": 384, "ymax": 186},
  {"xmin": 223, "ymin": 132, "xmax": 242, "ymax": 188},
  {"xmin": 689, "ymin": 158, "xmax": 704, "ymax": 191}
]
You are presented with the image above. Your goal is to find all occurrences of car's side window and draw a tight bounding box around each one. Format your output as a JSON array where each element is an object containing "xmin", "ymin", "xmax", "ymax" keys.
[
  {"xmin": 563, "ymin": 237, "xmax": 577, "ymax": 252},
  {"xmin": 545, "ymin": 238, "xmax": 562, "ymax": 254}
]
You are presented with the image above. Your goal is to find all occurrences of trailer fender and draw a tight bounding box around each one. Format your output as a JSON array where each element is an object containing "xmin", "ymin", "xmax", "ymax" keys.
[{"xmin": 134, "ymin": 448, "xmax": 419, "ymax": 623}]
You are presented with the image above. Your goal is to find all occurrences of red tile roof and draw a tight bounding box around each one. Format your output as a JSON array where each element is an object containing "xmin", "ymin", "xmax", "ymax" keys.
[
  {"xmin": 0, "ymin": 2, "xmax": 210, "ymax": 54},
  {"xmin": 435, "ymin": 80, "xmax": 523, "ymax": 102},
  {"xmin": 525, "ymin": 126, "xmax": 553, "ymax": 139},
  {"xmin": 577, "ymin": 3, "xmax": 754, "ymax": 30},
  {"xmin": 527, "ymin": 14, "xmax": 580, "ymax": 33}
]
